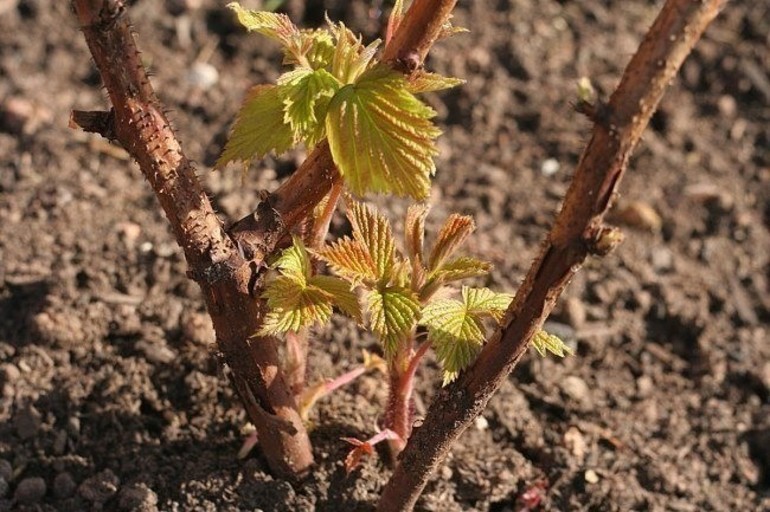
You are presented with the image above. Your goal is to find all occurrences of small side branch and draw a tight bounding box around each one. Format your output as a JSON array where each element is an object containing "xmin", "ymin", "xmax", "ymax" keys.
[{"xmin": 378, "ymin": 0, "xmax": 727, "ymax": 510}]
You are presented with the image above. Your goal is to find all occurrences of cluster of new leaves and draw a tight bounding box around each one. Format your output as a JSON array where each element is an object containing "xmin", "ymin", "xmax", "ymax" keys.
[
  {"xmin": 217, "ymin": 2, "xmax": 463, "ymax": 200},
  {"xmin": 264, "ymin": 200, "xmax": 508, "ymax": 382},
  {"xmin": 262, "ymin": 202, "xmax": 574, "ymax": 382},
  {"xmin": 259, "ymin": 235, "xmax": 361, "ymax": 335}
]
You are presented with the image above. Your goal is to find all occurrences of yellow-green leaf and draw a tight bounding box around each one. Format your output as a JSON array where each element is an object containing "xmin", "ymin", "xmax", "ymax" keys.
[
  {"xmin": 428, "ymin": 214, "xmax": 475, "ymax": 271},
  {"xmin": 421, "ymin": 298, "xmax": 485, "ymax": 385},
  {"xmin": 407, "ymin": 71, "xmax": 465, "ymax": 94},
  {"xmin": 279, "ymin": 68, "xmax": 340, "ymax": 146},
  {"xmin": 532, "ymin": 330, "xmax": 574, "ymax": 358},
  {"xmin": 216, "ymin": 85, "xmax": 294, "ymax": 168},
  {"xmin": 462, "ymin": 286, "xmax": 512, "ymax": 321},
  {"xmin": 328, "ymin": 21, "xmax": 380, "ymax": 84},
  {"xmin": 260, "ymin": 280, "xmax": 334, "ymax": 335},
  {"xmin": 259, "ymin": 237, "xmax": 356, "ymax": 334},
  {"xmin": 366, "ymin": 286, "xmax": 420, "ymax": 355},
  {"xmin": 405, "ymin": 204, "xmax": 429, "ymax": 288},
  {"xmin": 272, "ymin": 234, "xmax": 310, "ymax": 284},
  {"xmin": 326, "ymin": 64, "xmax": 441, "ymax": 199},
  {"xmin": 430, "ymin": 256, "xmax": 491, "ymax": 284},
  {"xmin": 316, "ymin": 238, "xmax": 377, "ymax": 285},
  {"xmin": 228, "ymin": 3, "xmax": 299, "ymax": 47},
  {"xmin": 310, "ymin": 275, "xmax": 362, "ymax": 322},
  {"xmin": 347, "ymin": 200, "xmax": 397, "ymax": 282}
]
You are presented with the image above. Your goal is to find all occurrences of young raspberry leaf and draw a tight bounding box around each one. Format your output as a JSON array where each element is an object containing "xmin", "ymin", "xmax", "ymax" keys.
[
  {"xmin": 385, "ymin": 0, "xmax": 405, "ymax": 44},
  {"xmin": 260, "ymin": 236, "xmax": 360, "ymax": 335},
  {"xmin": 532, "ymin": 330, "xmax": 575, "ymax": 358},
  {"xmin": 310, "ymin": 275, "xmax": 362, "ymax": 323},
  {"xmin": 216, "ymin": 85, "xmax": 294, "ymax": 168},
  {"xmin": 316, "ymin": 238, "xmax": 378, "ymax": 285},
  {"xmin": 421, "ymin": 286, "xmax": 513, "ymax": 384},
  {"xmin": 405, "ymin": 204, "xmax": 429, "ymax": 289},
  {"xmin": 347, "ymin": 200, "xmax": 398, "ymax": 283},
  {"xmin": 407, "ymin": 71, "xmax": 465, "ymax": 94},
  {"xmin": 302, "ymin": 30, "xmax": 336, "ymax": 70},
  {"xmin": 428, "ymin": 214, "xmax": 475, "ymax": 271},
  {"xmin": 366, "ymin": 286, "xmax": 421, "ymax": 356},
  {"xmin": 429, "ymin": 256, "xmax": 491, "ymax": 284},
  {"xmin": 278, "ymin": 68, "xmax": 340, "ymax": 146},
  {"xmin": 462, "ymin": 286, "xmax": 512, "ymax": 321},
  {"xmin": 326, "ymin": 64, "xmax": 441, "ymax": 199},
  {"xmin": 328, "ymin": 21, "xmax": 381, "ymax": 84},
  {"xmin": 228, "ymin": 3, "xmax": 299, "ymax": 48}
]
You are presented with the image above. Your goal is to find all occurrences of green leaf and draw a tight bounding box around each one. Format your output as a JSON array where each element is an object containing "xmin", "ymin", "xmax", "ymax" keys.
[
  {"xmin": 302, "ymin": 30, "xmax": 336, "ymax": 70},
  {"xmin": 326, "ymin": 64, "xmax": 441, "ymax": 199},
  {"xmin": 260, "ymin": 278, "xmax": 334, "ymax": 335},
  {"xmin": 329, "ymin": 21, "xmax": 381, "ymax": 84},
  {"xmin": 407, "ymin": 71, "xmax": 465, "ymax": 94},
  {"xmin": 532, "ymin": 330, "xmax": 575, "ymax": 358},
  {"xmin": 216, "ymin": 84, "xmax": 294, "ymax": 168},
  {"xmin": 428, "ymin": 214, "xmax": 475, "ymax": 271},
  {"xmin": 421, "ymin": 298, "xmax": 485, "ymax": 385},
  {"xmin": 271, "ymin": 234, "xmax": 310, "ymax": 284},
  {"xmin": 259, "ymin": 236, "xmax": 358, "ymax": 334},
  {"xmin": 462, "ymin": 286, "xmax": 512, "ymax": 321},
  {"xmin": 405, "ymin": 204, "xmax": 429, "ymax": 288},
  {"xmin": 310, "ymin": 275, "xmax": 362, "ymax": 322},
  {"xmin": 278, "ymin": 68, "xmax": 340, "ymax": 146},
  {"xmin": 420, "ymin": 286, "xmax": 512, "ymax": 384},
  {"xmin": 404, "ymin": 204, "xmax": 428, "ymax": 267},
  {"xmin": 429, "ymin": 256, "xmax": 491, "ymax": 284},
  {"xmin": 316, "ymin": 238, "xmax": 377, "ymax": 285},
  {"xmin": 366, "ymin": 286, "xmax": 421, "ymax": 355},
  {"xmin": 347, "ymin": 200, "xmax": 397, "ymax": 282},
  {"xmin": 228, "ymin": 3, "xmax": 299, "ymax": 47}
]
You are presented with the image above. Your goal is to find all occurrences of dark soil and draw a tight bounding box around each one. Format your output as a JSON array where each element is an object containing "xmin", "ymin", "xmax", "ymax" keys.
[{"xmin": 1, "ymin": 0, "xmax": 769, "ymax": 510}]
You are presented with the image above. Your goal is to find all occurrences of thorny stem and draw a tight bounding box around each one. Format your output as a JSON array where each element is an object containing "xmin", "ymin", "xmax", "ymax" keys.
[
  {"xmin": 383, "ymin": 338, "xmax": 431, "ymax": 462},
  {"xmin": 70, "ymin": 0, "xmax": 312, "ymax": 478},
  {"xmin": 378, "ymin": 0, "xmax": 727, "ymax": 510}
]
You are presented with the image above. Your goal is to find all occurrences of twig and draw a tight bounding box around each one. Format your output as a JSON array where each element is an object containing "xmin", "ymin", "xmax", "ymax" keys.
[
  {"xmin": 378, "ymin": 0, "xmax": 727, "ymax": 509},
  {"xmin": 70, "ymin": 0, "xmax": 314, "ymax": 478}
]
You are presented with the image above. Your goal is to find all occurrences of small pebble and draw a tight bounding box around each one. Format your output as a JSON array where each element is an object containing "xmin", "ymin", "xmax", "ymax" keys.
[
  {"xmin": 564, "ymin": 426, "xmax": 587, "ymax": 461},
  {"xmin": 0, "ymin": 460, "xmax": 11, "ymax": 481},
  {"xmin": 474, "ymin": 416, "xmax": 489, "ymax": 431},
  {"xmin": 541, "ymin": 158, "xmax": 560, "ymax": 176},
  {"xmin": 14, "ymin": 477, "xmax": 47, "ymax": 505},
  {"xmin": 53, "ymin": 430, "xmax": 68, "ymax": 455},
  {"xmin": 135, "ymin": 340, "xmax": 176, "ymax": 364},
  {"xmin": 79, "ymin": 469, "xmax": 120, "ymax": 504},
  {"xmin": 650, "ymin": 246, "xmax": 673, "ymax": 272},
  {"xmin": 760, "ymin": 362, "xmax": 770, "ymax": 392},
  {"xmin": 186, "ymin": 61, "xmax": 219, "ymax": 90},
  {"xmin": 53, "ymin": 472, "xmax": 76, "ymax": 499},
  {"xmin": 0, "ymin": 363, "xmax": 20, "ymax": 384},
  {"xmin": 615, "ymin": 201, "xmax": 662, "ymax": 232},
  {"xmin": 14, "ymin": 404, "xmax": 42, "ymax": 440},
  {"xmin": 636, "ymin": 375, "xmax": 654, "ymax": 398},
  {"xmin": 584, "ymin": 469, "xmax": 600, "ymax": 484},
  {"xmin": 564, "ymin": 297, "xmax": 586, "ymax": 330},
  {"xmin": 560, "ymin": 376, "xmax": 591, "ymax": 404},
  {"xmin": 118, "ymin": 483, "xmax": 159, "ymax": 511}
]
